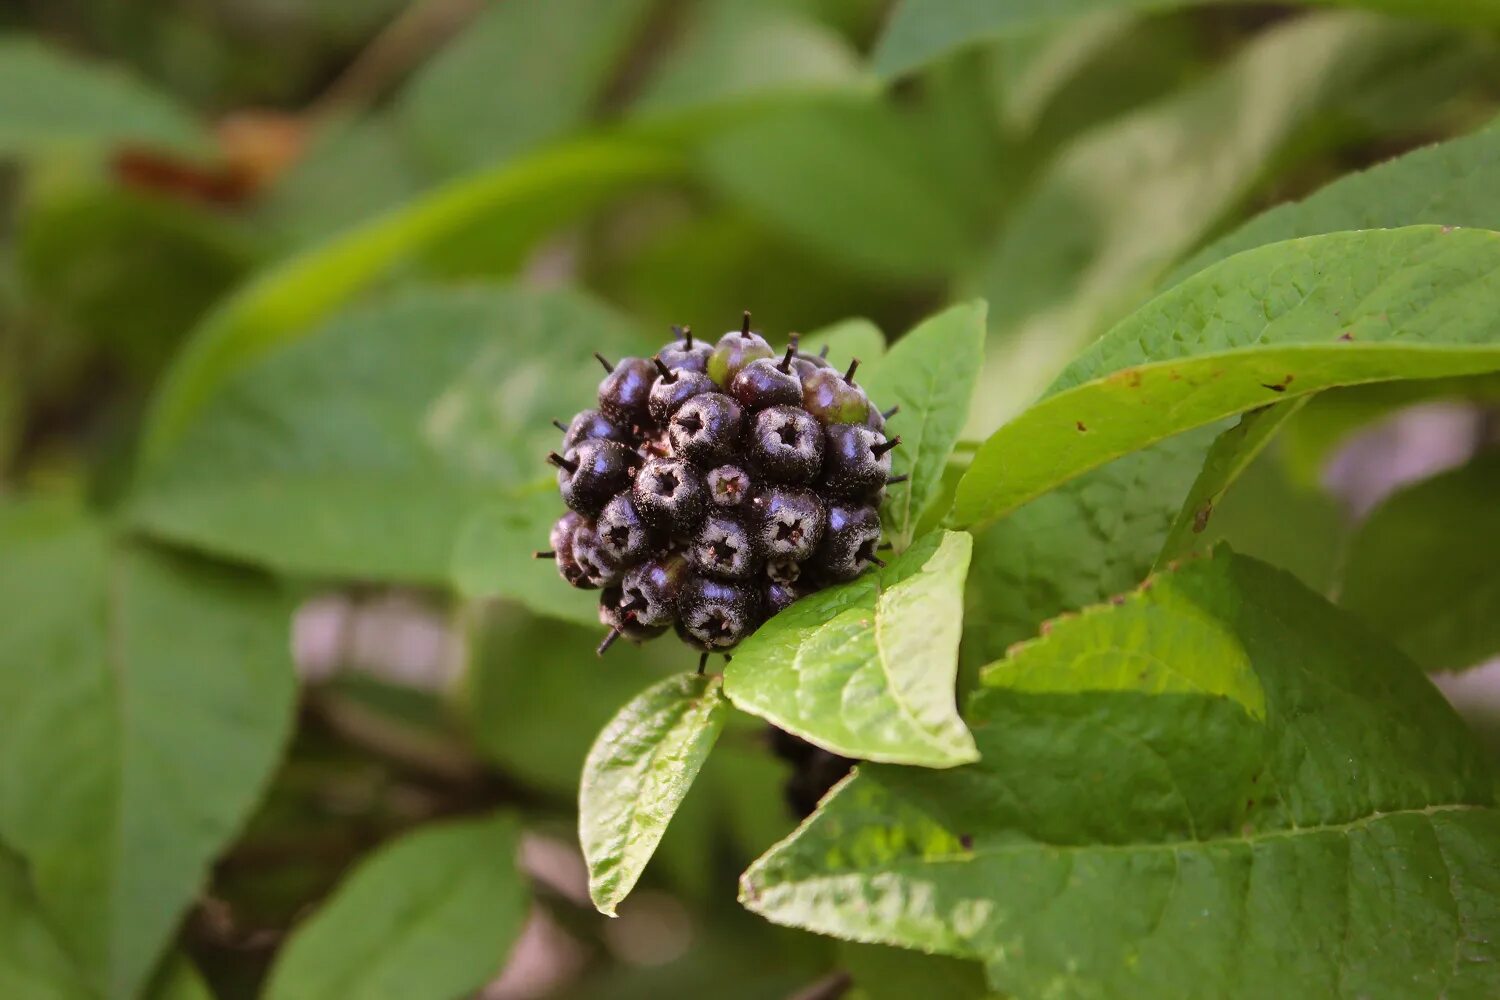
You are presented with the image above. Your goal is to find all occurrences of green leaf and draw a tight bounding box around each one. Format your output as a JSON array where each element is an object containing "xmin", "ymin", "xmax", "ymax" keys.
[
  {"xmin": 742, "ymin": 550, "xmax": 1500, "ymax": 998},
  {"xmin": 842, "ymin": 942, "xmax": 996, "ymax": 1000},
  {"xmin": 1340, "ymin": 454, "xmax": 1500, "ymax": 672},
  {"xmin": 395, "ymin": 0, "xmax": 654, "ymax": 179},
  {"xmin": 963, "ymin": 425, "xmax": 1223, "ymax": 669},
  {"xmin": 0, "ymin": 39, "xmax": 203, "ymax": 156},
  {"xmin": 871, "ymin": 0, "xmax": 1500, "ymax": 79},
  {"xmin": 263, "ymin": 814, "xmax": 529, "ymax": 1000},
  {"xmin": 698, "ymin": 102, "xmax": 979, "ymax": 280},
  {"xmin": 0, "ymin": 850, "xmax": 90, "ymax": 1000},
  {"xmin": 864, "ymin": 302, "xmax": 985, "ymax": 549},
  {"xmin": 132, "ymin": 286, "xmax": 654, "ymax": 584},
  {"xmin": 581, "ymin": 672, "xmax": 730, "ymax": 916},
  {"xmin": 139, "ymin": 135, "xmax": 682, "ymax": 461},
  {"xmin": 967, "ymin": 13, "xmax": 1483, "ymax": 430},
  {"xmin": 1153, "ymin": 400, "xmax": 1309, "ymax": 569},
  {"xmin": 798, "ymin": 318, "xmax": 886, "ymax": 365},
  {"xmin": 0, "ymin": 504, "xmax": 296, "ymax": 999},
  {"xmin": 952, "ymin": 226, "xmax": 1500, "ymax": 531},
  {"xmin": 723, "ymin": 530, "xmax": 978, "ymax": 767}
]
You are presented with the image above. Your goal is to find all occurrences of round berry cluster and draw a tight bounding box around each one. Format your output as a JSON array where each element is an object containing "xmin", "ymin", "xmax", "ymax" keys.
[{"xmin": 538, "ymin": 313, "xmax": 902, "ymax": 667}]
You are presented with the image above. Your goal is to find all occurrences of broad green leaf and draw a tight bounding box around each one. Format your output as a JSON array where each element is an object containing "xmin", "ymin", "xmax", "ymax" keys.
[
  {"xmin": 871, "ymin": 0, "xmax": 1500, "ymax": 79},
  {"xmin": 1153, "ymin": 400, "xmax": 1309, "ymax": 569},
  {"xmin": 967, "ymin": 13, "xmax": 1484, "ymax": 431},
  {"xmin": 132, "ymin": 286, "xmax": 653, "ymax": 584},
  {"xmin": 952, "ymin": 227, "xmax": 1500, "ymax": 531},
  {"xmin": 1168, "ymin": 116, "xmax": 1500, "ymax": 288},
  {"xmin": 743, "ymin": 550, "xmax": 1500, "ymax": 998},
  {"xmin": 1341, "ymin": 454, "xmax": 1500, "ymax": 672},
  {"xmin": 798, "ymin": 317, "xmax": 886, "ymax": 366},
  {"xmin": 395, "ymin": 0, "xmax": 653, "ymax": 179},
  {"xmin": 723, "ymin": 530, "xmax": 978, "ymax": 767},
  {"xmin": 632, "ymin": 3, "xmax": 868, "ymax": 120},
  {"xmin": 963, "ymin": 425, "xmax": 1223, "ymax": 670},
  {"xmin": 581, "ymin": 672, "xmax": 730, "ymax": 916},
  {"xmin": 140, "ymin": 135, "xmax": 682, "ymax": 461},
  {"xmin": 864, "ymin": 302, "xmax": 985, "ymax": 549},
  {"xmin": 0, "ymin": 39, "xmax": 203, "ymax": 156},
  {"xmin": 0, "ymin": 504, "xmax": 296, "ymax": 1000},
  {"xmin": 698, "ymin": 102, "xmax": 979, "ymax": 280},
  {"xmin": 0, "ymin": 851, "xmax": 90, "ymax": 1000},
  {"xmin": 842, "ymin": 942, "xmax": 996, "ymax": 1000},
  {"xmin": 263, "ymin": 813, "xmax": 528, "ymax": 1000}
]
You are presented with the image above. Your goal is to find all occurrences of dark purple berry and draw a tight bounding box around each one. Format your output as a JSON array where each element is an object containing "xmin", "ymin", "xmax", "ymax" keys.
[
  {"xmin": 596, "ymin": 493, "xmax": 657, "ymax": 564},
  {"xmin": 668, "ymin": 392, "xmax": 743, "ymax": 467},
  {"xmin": 657, "ymin": 327, "xmax": 712, "ymax": 374},
  {"xmin": 572, "ymin": 523, "xmax": 623, "ymax": 587},
  {"xmin": 620, "ymin": 554, "xmax": 691, "ymax": 627},
  {"xmin": 648, "ymin": 359, "xmax": 716, "ymax": 423},
  {"xmin": 706, "ymin": 316, "xmax": 775, "ymax": 386},
  {"xmin": 706, "ymin": 465, "xmax": 751, "ymax": 508},
  {"xmin": 676, "ymin": 576, "xmax": 762, "ymax": 651},
  {"xmin": 765, "ymin": 578, "xmax": 810, "ymax": 616},
  {"xmin": 730, "ymin": 348, "xmax": 802, "ymax": 410},
  {"xmin": 687, "ymin": 513, "xmax": 759, "ymax": 581},
  {"xmin": 598, "ymin": 356, "xmax": 656, "ymax": 427},
  {"xmin": 750, "ymin": 486, "xmax": 826, "ymax": 562},
  {"xmin": 749, "ymin": 405, "xmax": 824, "ymax": 484},
  {"xmin": 801, "ymin": 363, "xmax": 871, "ymax": 425},
  {"xmin": 599, "ymin": 586, "xmax": 670, "ymax": 646},
  {"xmin": 821, "ymin": 425, "xmax": 897, "ymax": 500},
  {"xmin": 552, "ymin": 440, "xmax": 639, "ymax": 517},
  {"xmin": 557, "ymin": 408, "xmax": 630, "ymax": 452},
  {"xmin": 632, "ymin": 457, "xmax": 706, "ymax": 536},
  {"xmin": 814, "ymin": 503, "xmax": 882, "ymax": 582},
  {"xmin": 543, "ymin": 511, "xmax": 591, "ymax": 588}
]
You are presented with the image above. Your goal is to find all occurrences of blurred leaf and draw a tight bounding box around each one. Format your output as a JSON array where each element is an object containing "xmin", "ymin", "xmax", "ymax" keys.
[
  {"xmin": 140, "ymin": 135, "xmax": 682, "ymax": 461},
  {"xmin": 133, "ymin": 286, "xmax": 654, "ymax": 584},
  {"xmin": 962, "ymin": 424, "xmax": 1223, "ymax": 671},
  {"xmin": 396, "ymin": 0, "xmax": 655, "ymax": 178},
  {"xmin": 0, "ymin": 39, "xmax": 203, "ymax": 156},
  {"xmin": 263, "ymin": 813, "xmax": 528, "ymax": 1000},
  {"xmin": 0, "ymin": 850, "xmax": 90, "ymax": 1000},
  {"xmin": 259, "ymin": 116, "xmax": 422, "ymax": 250},
  {"xmin": 581, "ymin": 672, "xmax": 729, "ymax": 915},
  {"xmin": 989, "ymin": 10, "xmax": 1139, "ymax": 133},
  {"xmin": 799, "ymin": 317, "xmax": 886, "ymax": 365},
  {"xmin": 632, "ymin": 2, "xmax": 869, "ymax": 120},
  {"xmin": 969, "ymin": 13, "xmax": 1483, "ymax": 430},
  {"xmin": 698, "ymin": 102, "xmax": 978, "ymax": 279},
  {"xmin": 744, "ymin": 550, "xmax": 1500, "ymax": 997},
  {"xmin": 18, "ymin": 182, "xmax": 255, "ymax": 376},
  {"xmin": 864, "ymin": 301, "xmax": 985, "ymax": 548},
  {"xmin": 1169, "ymin": 115, "xmax": 1500, "ymax": 287},
  {"xmin": 952, "ymin": 227, "xmax": 1500, "ymax": 531},
  {"xmin": 1153, "ymin": 400, "xmax": 1309, "ymax": 568},
  {"xmin": 724, "ymin": 530, "xmax": 978, "ymax": 767},
  {"xmin": 842, "ymin": 942, "xmax": 995, "ymax": 1000},
  {"xmin": 1341, "ymin": 454, "xmax": 1500, "ymax": 672},
  {"xmin": 144, "ymin": 954, "xmax": 213, "ymax": 1000},
  {"xmin": 872, "ymin": 0, "xmax": 1500, "ymax": 79},
  {"xmin": 0, "ymin": 502, "xmax": 296, "ymax": 1000}
]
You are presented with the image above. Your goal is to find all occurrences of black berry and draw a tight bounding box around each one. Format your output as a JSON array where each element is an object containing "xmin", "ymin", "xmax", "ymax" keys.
[
  {"xmin": 814, "ymin": 503, "xmax": 883, "ymax": 582},
  {"xmin": 801, "ymin": 361, "xmax": 871, "ymax": 425},
  {"xmin": 765, "ymin": 578, "xmax": 810, "ymax": 616},
  {"xmin": 730, "ymin": 348, "xmax": 802, "ymax": 410},
  {"xmin": 688, "ymin": 513, "xmax": 760, "ymax": 581},
  {"xmin": 750, "ymin": 486, "xmax": 826, "ymax": 562},
  {"xmin": 676, "ymin": 576, "xmax": 762, "ymax": 651},
  {"xmin": 632, "ymin": 457, "xmax": 706, "ymax": 536},
  {"xmin": 657, "ymin": 326, "xmax": 712, "ymax": 375},
  {"xmin": 706, "ymin": 464, "xmax": 751, "ymax": 507},
  {"xmin": 552, "ymin": 439, "xmax": 639, "ymax": 517},
  {"xmin": 668, "ymin": 392, "xmax": 744, "ymax": 466},
  {"xmin": 749, "ymin": 405, "xmax": 824, "ymax": 484},
  {"xmin": 557, "ymin": 408, "xmax": 630, "ymax": 452},
  {"xmin": 571, "ymin": 522, "xmax": 624, "ymax": 588},
  {"xmin": 597, "ymin": 355, "xmax": 656, "ymax": 427},
  {"xmin": 648, "ymin": 359, "xmax": 716, "ymax": 423},
  {"xmin": 621, "ymin": 554, "xmax": 691, "ymax": 627},
  {"xmin": 822, "ymin": 425, "xmax": 899, "ymax": 501},
  {"xmin": 596, "ymin": 493, "xmax": 657, "ymax": 564}
]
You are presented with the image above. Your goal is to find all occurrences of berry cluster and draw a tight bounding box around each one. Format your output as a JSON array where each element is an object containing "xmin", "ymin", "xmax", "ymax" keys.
[
  {"xmin": 769, "ymin": 727, "xmax": 854, "ymax": 818},
  {"xmin": 537, "ymin": 313, "xmax": 902, "ymax": 668}
]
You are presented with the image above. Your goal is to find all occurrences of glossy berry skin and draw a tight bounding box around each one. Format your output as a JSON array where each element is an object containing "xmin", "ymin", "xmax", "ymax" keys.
[
  {"xmin": 765, "ymin": 579, "xmax": 810, "ymax": 616},
  {"xmin": 749, "ymin": 405, "xmax": 824, "ymax": 485},
  {"xmin": 687, "ymin": 513, "xmax": 759, "ymax": 581},
  {"xmin": 675, "ymin": 576, "xmax": 761, "ymax": 651},
  {"xmin": 620, "ymin": 555, "xmax": 691, "ymax": 627},
  {"xmin": 549, "ymin": 512, "xmax": 591, "ymax": 587},
  {"xmin": 557, "ymin": 439, "xmax": 639, "ymax": 517},
  {"xmin": 706, "ymin": 465, "xmax": 751, "ymax": 508},
  {"xmin": 814, "ymin": 503, "xmax": 882, "ymax": 582},
  {"xmin": 801, "ymin": 367, "xmax": 870, "ymax": 425},
  {"xmin": 596, "ymin": 493, "xmax": 657, "ymax": 564},
  {"xmin": 598, "ymin": 357, "xmax": 657, "ymax": 427},
  {"xmin": 751, "ymin": 486, "xmax": 826, "ymax": 562},
  {"xmin": 560, "ymin": 408, "xmax": 630, "ymax": 452},
  {"xmin": 599, "ymin": 587, "xmax": 670, "ymax": 643},
  {"xmin": 822, "ymin": 424, "xmax": 893, "ymax": 500},
  {"xmin": 571, "ymin": 523, "xmax": 623, "ymax": 588},
  {"xmin": 648, "ymin": 365, "xmax": 715, "ymax": 423},
  {"xmin": 668, "ymin": 393, "xmax": 743, "ymax": 467},
  {"xmin": 657, "ymin": 334, "xmax": 712, "ymax": 375},
  {"xmin": 632, "ymin": 457, "xmax": 706, "ymax": 536},
  {"xmin": 707, "ymin": 330, "xmax": 775, "ymax": 386},
  {"xmin": 730, "ymin": 356, "xmax": 802, "ymax": 410}
]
